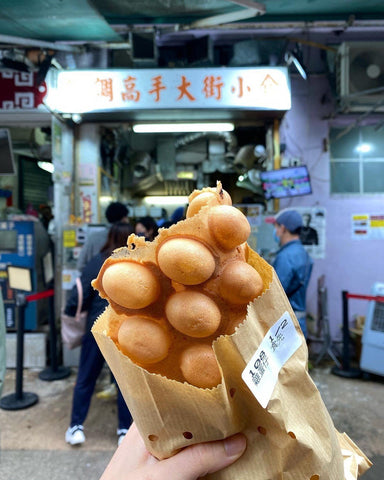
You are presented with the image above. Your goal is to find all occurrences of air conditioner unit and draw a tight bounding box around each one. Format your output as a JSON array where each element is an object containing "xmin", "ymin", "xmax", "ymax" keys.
[{"xmin": 337, "ymin": 42, "xmax": 384, "ymax": 112}]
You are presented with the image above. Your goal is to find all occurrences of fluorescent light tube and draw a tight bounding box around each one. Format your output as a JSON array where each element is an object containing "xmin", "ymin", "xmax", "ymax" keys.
[
  {"xmin": 143, "ymin": 196, "xmax": 189, "ymax": 206},
  {"xmin": 37, "ymin": 161, "xmax": 54, "ymax": 173},
  {"xmin": 133, "ymin": 123, "xmax": 234, "ymax": 133}
]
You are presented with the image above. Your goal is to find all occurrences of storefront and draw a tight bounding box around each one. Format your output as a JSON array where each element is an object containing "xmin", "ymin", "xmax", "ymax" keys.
[{"xmin": 44, "ymin": 66, "xmax": 292, "ymax": 334}]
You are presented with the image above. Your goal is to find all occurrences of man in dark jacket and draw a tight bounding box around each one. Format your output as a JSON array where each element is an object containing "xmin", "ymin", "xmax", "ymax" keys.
[{"xmin": 273, "ymin": 209, "xmax": 313, "ymax": 338}]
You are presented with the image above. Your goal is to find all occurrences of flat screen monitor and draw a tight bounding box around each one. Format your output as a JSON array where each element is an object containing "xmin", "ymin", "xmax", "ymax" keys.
[
  {"xmin": 0, "ymin": 128, "xmax": 16, "ymax": 176},
  {"xmin": 260, "ymin": 165, "xmax": 312, "ymax": 200},
  {"xmin": 0, "ymin": 229, "xmax": 17, "ymax": 252}
]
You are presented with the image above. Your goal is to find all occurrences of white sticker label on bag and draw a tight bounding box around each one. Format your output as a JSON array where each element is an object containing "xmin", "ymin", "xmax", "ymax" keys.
[{"xmin": 241, "ymin": 311, "xmax": 302, "ymax": 408}]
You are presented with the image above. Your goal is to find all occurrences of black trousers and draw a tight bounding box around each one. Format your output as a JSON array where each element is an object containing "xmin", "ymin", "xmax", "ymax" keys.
[{"xmin": 70, "ymin": 330, "xmax": 132, "ymax": 430}]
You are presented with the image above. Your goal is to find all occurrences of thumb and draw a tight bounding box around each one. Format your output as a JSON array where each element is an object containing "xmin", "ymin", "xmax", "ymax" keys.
[{"xmin": 155, "ymin": 433, "xmax": 247, "ymax": 480}]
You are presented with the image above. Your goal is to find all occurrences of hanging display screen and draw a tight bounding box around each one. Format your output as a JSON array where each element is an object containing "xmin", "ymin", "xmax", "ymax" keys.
[{"xmin": 260, "ymin": 165, "xmax": 312, "ymax": 200}]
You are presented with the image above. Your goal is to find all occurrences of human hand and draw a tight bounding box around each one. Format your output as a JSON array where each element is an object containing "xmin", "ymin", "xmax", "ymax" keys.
[{"xmin": 100, "ymin": 422, "xmax": 247, "ymax": 480}]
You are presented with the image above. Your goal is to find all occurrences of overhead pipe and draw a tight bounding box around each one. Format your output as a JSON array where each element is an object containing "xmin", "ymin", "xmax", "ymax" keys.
[
  {"xmin": 174, "ymin": 131, "xmax": 237, "ymax": 151},
  {"xmin": 0, "ymin": 34, "xmax": 83, "ymax": 53},
  {"xmin": 179, "ymin": 19, "xmax": 384, "ymax": 33}
]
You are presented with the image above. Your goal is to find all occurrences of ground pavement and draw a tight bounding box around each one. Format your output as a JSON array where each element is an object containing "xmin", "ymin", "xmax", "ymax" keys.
[{"xmin": 0, "ymin": 364, "xmax": 383, "ymax": 480}]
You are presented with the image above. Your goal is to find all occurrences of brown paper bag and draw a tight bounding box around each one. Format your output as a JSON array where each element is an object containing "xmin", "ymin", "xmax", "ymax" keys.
[{"xmin": 92, "ymin": 248, "xmax": 371, "ymax": 479}]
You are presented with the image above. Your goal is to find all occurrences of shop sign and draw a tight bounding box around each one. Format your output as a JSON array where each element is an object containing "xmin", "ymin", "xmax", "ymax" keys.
[{"xmin": 46, "ymin": 67, "xmax": 291, "ymax": 113}]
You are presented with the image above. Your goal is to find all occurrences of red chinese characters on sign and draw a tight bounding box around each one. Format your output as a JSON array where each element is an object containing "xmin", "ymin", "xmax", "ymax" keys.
[
  {"xmin": 96, "ymin": 77, "xmax": 113, "ymax": 101},
  {"xmin": 0, "ymin": 72, "xmax": 47, "ymax": 109},
  {"xmin": 149, "ymin": 75, "xmax": 166, "ymax": 102},
  {"xmin": 122, "ymin": 76, "xmax": 140, "ymax": 102},
  {"xmin": 203, "ymin": 75, "xmax": 223, "ymax": 100},
  {"xmin": 90, "ymin": 71, "xmax": 283, "ymax": 107},
  {"xmin": 177, "ymin": 75, "xmax": 196, "ymax": 101},
  {"xmin": 260, "ymin": 74, "xmax": 279, "ymax": 95},
  {"xmin": 231, "ymin": 76, "xmax": 251, "ymax": 98}
]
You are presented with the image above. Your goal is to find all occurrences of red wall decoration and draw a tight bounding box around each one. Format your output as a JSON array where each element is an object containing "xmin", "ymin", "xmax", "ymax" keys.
[{"xmin": 0, "ymin": 71, "xmax": 47, "ymax": 109}]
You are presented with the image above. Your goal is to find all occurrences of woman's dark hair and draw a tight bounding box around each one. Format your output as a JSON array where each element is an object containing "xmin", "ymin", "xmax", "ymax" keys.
[
  {"xmin": 136, "ymin": 216, "xmax": 159, "ymax": 239},
  {"xmin": 100, "ymin": 222, "xmax": 134, "ymax": 256}
]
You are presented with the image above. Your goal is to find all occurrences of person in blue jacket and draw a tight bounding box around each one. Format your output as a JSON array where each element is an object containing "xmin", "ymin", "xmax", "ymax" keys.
[
  {"xmin": 64, "ymin": 222, "xmax": 134, "ymax": 447},
  {"xmin": 273, "ymin": 209, "xmax": 313, "ymax": 338}
]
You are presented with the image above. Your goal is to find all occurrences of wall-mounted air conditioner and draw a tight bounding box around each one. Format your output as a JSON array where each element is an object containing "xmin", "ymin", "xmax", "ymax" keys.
[{"xmin": 337, "ymin": 42, "xmax": 384, "ymax": 112}]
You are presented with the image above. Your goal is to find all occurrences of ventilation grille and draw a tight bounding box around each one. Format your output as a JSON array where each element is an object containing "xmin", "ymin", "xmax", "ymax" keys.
[{"xmin": 337, "ymin": 42, "xmax": 384, "ymax": 112}]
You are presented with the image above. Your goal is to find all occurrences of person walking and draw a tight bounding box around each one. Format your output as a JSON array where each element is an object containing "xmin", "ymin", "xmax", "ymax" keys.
[
  {"xmin": 273, "ymin": 209, "xmax": 313, "ymax": 338},
  {"xmin": 65, "ymin": 222, "xmax": 134, "ymax": 446},
  {"xmin": 77, "ymin": 202, "xmax": 129, "ymax": 272}
]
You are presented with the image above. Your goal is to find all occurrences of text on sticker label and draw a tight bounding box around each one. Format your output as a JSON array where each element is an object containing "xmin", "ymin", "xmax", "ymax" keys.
[{"xmin": 241, "ymin": 311, "xmax": 302, "ymax": 408}]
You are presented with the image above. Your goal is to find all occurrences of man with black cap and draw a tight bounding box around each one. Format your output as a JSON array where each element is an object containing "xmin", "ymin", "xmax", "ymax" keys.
[
  {"xmin": 273, "ymin": 209, "xmax": 313, "ymax": 338},
  {"xmin": 77, "ymin": 202, "xmax": 129, "ymax": 272}
]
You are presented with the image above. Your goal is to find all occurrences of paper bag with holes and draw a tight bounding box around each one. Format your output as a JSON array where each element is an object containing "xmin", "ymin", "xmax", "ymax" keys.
[{"xmin": 92, "ymin": 245, "xmax": 371, "ymax": 480}]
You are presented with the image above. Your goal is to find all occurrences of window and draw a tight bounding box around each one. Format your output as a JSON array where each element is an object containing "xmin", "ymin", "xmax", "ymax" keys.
[{"xmin": 329, "ymin": 125, "xmax": 384, "ymax": 194}]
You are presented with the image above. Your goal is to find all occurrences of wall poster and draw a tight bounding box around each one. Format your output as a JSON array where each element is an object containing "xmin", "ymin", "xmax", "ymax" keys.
[
  {"xmin": 296, "ymin": 206, "xmax": 326, "ymax": 259},
  {"xmin": 352, "ymin": 213, "xmax": 384, "ymax": 240}
]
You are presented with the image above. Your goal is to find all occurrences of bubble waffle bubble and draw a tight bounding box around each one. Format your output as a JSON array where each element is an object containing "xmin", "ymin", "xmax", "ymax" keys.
[{"xmin": 92, "ymin": 182, "xmax": 264, "ymax": 388}]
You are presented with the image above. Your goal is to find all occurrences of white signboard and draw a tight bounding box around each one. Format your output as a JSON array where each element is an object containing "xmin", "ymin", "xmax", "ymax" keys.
[{"xmin": 46, "ymin": 67, "xmax": 291, "ymax": 114}]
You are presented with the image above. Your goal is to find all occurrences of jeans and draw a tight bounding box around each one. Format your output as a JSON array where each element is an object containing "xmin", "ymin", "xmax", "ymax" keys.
[{"xmin": 70, "ymin": 331, "xmax": 132, "ymax": 430}]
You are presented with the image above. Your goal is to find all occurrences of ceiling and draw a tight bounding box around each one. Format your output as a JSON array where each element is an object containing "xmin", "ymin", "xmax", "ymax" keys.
[
  {"xmin": 1, "ymin": 0, "xmax": 384, "ymax": 124},
  {"xmin": 1, "ymin": 1, "xmax": 384, "ymax": 49},
  {"xmin": 1, "ymin": 1, "xmax": 383, "ymax": 195}
]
